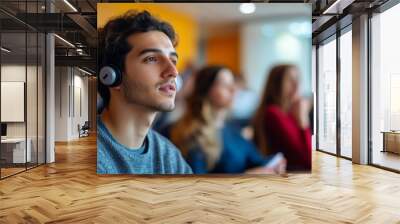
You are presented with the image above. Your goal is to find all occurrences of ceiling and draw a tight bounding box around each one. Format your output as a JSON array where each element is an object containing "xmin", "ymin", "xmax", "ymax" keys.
[
  {"xmin": 0, "ymin": 0, "xmax": 394, "ymax": 71},
  {"xmin": 0, "ymin": 0, "xmax": 97, "ymax": 71},
  {"xmin": 0, "ymin": 0, "xmax": 96, "ymax": 14}
]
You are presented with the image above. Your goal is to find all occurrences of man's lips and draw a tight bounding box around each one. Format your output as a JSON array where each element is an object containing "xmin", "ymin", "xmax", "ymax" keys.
[{"xmin": 158, "ymin": 82, "xmax": 176, "ymax": 94}]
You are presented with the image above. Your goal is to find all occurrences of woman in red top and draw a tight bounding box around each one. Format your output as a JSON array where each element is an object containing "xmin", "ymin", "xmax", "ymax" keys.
[{"xmin": 252, "ymin": 64, "xmax": 311, "ymax": 171}]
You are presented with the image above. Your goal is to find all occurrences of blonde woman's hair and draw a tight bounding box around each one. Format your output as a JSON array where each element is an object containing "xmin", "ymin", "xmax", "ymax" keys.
[{"xmin": 170, "ymin": 65, "xmax": 227, "ymax": 170}]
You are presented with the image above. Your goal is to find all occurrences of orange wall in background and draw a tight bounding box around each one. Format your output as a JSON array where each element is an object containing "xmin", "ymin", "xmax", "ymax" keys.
[
  {"xmin": 97, "ymin": 3, "xmax": 199, "ymax": 71},
  {"xmin": 205, "ymin": 31, "xmax": 240, "ymax": 75}
]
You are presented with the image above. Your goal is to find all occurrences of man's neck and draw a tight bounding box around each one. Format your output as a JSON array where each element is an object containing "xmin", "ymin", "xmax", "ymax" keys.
[{"xmin": 101, "ymin": 102, "xmax": 156, "ymax": 149}]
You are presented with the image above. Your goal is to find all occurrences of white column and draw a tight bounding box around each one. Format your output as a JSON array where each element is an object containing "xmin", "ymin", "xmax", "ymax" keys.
[
  {"xmin": 352, "ymin": 14, "xmax": 369, "ymax": 164},
  {"xmin": 46, "ymin": 1, "xmax": 55, "ymax": 163},
  {"xmin": 46, "ymin": 33, "xmax": 55, "ymax": 163}
]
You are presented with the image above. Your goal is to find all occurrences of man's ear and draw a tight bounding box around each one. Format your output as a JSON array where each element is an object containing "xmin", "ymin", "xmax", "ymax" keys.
[{"xmin": 110, "ymin": 85, "xmax": 121, "ymax": 91}]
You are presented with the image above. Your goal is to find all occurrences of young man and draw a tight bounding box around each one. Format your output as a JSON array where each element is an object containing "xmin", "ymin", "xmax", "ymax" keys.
[{"xmin": 97, "ymin": 11, "xmax": 192, "ymax": 174}]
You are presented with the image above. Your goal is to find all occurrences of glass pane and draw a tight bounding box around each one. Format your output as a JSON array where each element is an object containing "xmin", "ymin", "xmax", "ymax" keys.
[
  {"xmin": 340, "ymin": 29, "xmax": 352, "ymax": 158},
  {"xmin": 371, "ymin": 4, "xmax": 400, "ymax": 171},
  {"xmin": 318, "ymin": 37, "xmax": 337, "ymax": 154},
  {"xmin": 1, "ymin": 31, "xmax": 27, "ymax": 177},
  {"xmin": 27, "ymin": 31, "xmax": 38, "ymax": 169},
  {"xmin": 311, "ymin": 45, "xmax": 317, "ymax": 151}
]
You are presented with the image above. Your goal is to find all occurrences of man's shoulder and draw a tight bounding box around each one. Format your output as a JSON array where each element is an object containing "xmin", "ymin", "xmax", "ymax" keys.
[
  {"xmin": 148, "ymin": 129, "xmax": 180, "ymax": 152},
  {"xmin": 148, "ymin": 129, "xmax": 193, "ymax": 174}
]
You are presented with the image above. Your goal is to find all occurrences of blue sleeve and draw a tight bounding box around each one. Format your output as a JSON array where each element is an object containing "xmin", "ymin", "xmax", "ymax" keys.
[
  {"xmin": 245, "ymin": 140, "xmax": 269, "ymax": 168},
  {"xmin": 223, "ymin": 122, "xmax": 268, "ymax": 170},
  {"xmin": 187, "ymin": 146, "xmax": 208, "ymax": 174},
  {"xmin": 245, "ymin": 140, "xmax": 279, "ymax": 168}
]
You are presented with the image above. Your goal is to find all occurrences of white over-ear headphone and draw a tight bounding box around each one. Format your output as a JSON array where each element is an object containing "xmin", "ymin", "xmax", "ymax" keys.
[{"xmin": 99, "ymin": 65, "xmax": 122, "ymax": 87}]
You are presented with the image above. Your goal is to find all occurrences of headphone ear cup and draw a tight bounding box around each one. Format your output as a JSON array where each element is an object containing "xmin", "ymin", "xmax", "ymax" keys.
[{"xmin": 99, "ymin": 66, "xmax": 121, "ymax": 87}]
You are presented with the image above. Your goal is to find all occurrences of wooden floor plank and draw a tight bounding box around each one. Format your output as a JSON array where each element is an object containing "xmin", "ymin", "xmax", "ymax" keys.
[{"xmin": 0, "ymin": 135, "xmax": 399, "ymax": 223}]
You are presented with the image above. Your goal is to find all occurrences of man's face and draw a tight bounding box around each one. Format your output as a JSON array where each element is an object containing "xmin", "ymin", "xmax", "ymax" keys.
[{"xmin": 117, "ymin": 31, "xmax": 179, "ymax": 112}]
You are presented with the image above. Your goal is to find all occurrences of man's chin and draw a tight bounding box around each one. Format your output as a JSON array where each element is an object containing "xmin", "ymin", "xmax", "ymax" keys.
[{"xmin": 155, "ymin": 102, "xmax": 175, "ymax": 112}]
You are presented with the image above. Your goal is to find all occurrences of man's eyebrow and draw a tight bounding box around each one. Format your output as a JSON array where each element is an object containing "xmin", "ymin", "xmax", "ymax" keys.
[
  {"xmin": 138, "ymin": 48, "xmax": 178, "ymax": 58},
  {"xmin": 170, "ymin": 52, "xmax": 178, "ymax": 59}
]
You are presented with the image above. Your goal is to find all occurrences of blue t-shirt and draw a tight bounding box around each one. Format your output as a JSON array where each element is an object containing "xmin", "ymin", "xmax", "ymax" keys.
[{"xmin": 97, "ymin": 117, "xmax": 192, "ymax": 174}]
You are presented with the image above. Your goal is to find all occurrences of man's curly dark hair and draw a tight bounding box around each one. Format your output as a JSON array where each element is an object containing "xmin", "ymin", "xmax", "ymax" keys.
[{"xmin": 98, "ymin": 10, "xmax": 177, "ymax": 108}]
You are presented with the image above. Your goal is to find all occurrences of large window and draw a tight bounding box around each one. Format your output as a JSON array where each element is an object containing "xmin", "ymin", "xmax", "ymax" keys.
[
  {"xmin": 317, "ymin": 36, "xmax": 337, "ymax": 154},
  {"xmin": 317, "ymin": 25, "xmax": 353, "ymax": 159},
  {"xmin": 371, "ymin": 3, "xmax": 400, "ymax": 171},
  {"xmin": 0, "ymin": 1, "xmax": 46, "ymax": 179},
  {"xmin": 339, "ymin": 28, "xmax": 352, "ymax": 158}
]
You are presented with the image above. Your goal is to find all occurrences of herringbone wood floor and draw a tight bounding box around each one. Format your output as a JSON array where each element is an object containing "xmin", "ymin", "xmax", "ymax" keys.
[{"xmin": 1, "ymin": 135, "xmax": 399, "ymax": 224}]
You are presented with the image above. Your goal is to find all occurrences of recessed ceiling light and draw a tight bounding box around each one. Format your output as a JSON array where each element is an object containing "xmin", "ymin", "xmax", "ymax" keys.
[
  {"xmin": 63, "ymin": 0, "xmax": 78, "ymax": 12},
  {"xmin": 54, "ymin": 34, "xmax": 75, "ymax": 48},
  {"xmin": 77, "ymin": 67, "xmax": 92, "ymax": 76},
  {"xmin": 1, "ymin": 47, "xmax": 11, "ymax": 53},
  {"xmin": 239, "ymin": 3, "xmax": 256, "ymax": 14},
  {"xmin": 323, "ymin": 0, "xmax": 345, "ymax": 14}
]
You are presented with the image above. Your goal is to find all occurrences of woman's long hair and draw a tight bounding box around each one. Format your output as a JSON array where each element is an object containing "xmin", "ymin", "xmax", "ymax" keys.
[
  {"xmin": 170, "ymin": 65, "xmax": 227, "ymax": 170},
  {"xmin": 252, "ymin": 64, "xmax": 297, "ymax": 155}
]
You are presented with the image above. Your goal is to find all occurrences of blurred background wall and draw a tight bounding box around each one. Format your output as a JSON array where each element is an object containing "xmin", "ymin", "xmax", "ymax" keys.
[{"xmin": 97, "ymin": 2, "xmax": 312, "ymax": 103}]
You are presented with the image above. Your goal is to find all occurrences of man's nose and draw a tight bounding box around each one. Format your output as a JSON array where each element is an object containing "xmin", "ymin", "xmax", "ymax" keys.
[{"xmin": 162, "ymin": 58, "xmax": 178, "ymax": 79}]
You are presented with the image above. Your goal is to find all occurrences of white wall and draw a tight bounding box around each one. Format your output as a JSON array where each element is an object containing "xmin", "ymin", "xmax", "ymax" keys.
[
  {"xmin": 72, "ymin": 72, "xmax": 89, "ymax": 138},
  {"xmin": 54, "ymin": 67, "xmax": 89, "ymax": 141},
  {"xmin": 240, "ymin": 11, "xmax": 312, "ymax": 97},
  {"xmin": 55, "ymin": 66, "xmax": 69, "ymax": 141},
  {"xmin": 1, "ymin": 65, "xmax": 38, "ymax": 138}
]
